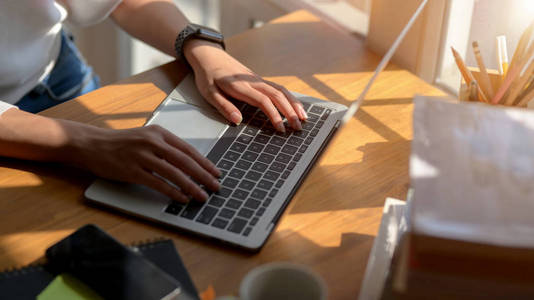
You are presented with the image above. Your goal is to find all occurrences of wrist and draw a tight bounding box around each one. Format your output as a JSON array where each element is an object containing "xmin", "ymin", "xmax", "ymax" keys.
[{"xmin": 183, "ymin": 39, "xmax": 225, "ymax": 72}]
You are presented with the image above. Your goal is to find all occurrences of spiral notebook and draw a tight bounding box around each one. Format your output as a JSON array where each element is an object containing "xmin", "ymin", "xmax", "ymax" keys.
[{"xmin": 0, "ymin": 239, "xmax": 199, "ymax": 300}]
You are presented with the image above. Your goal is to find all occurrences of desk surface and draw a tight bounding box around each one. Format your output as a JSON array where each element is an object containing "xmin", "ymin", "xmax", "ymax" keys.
[{"xmin": 0, "ymin": 10, "xmax": 446, "ymax": 299}]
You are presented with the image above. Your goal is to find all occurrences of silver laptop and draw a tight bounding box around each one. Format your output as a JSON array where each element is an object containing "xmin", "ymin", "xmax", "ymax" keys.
[{"xmin": 85, "ymin": 0, "xmax": 427, "ymax": 251}]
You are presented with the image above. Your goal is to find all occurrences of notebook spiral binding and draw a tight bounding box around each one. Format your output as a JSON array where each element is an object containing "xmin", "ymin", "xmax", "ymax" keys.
[{"xmin": 0, "ymin": 237, "xmax": 170, "ymax": 278}]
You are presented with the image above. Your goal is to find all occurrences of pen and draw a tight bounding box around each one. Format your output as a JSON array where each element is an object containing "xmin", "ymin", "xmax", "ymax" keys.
[{"xmin": 496, "ymin": 35, "xmax": 509, "ymax": 77}]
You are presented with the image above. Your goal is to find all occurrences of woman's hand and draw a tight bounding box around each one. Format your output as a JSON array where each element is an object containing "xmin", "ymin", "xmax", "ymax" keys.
[
  {"xmin": 184, "ymin": 39, "xmax": 308, "ymax": 132},
  {"xmin": 74, "ymin": 124, "xmax": 220, "ymax": 203}
]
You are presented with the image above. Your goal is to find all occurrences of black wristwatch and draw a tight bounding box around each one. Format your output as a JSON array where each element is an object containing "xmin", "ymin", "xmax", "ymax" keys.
[{"xmin": 174, "ymin": 23, "xmax": 225, "ymax": 62}]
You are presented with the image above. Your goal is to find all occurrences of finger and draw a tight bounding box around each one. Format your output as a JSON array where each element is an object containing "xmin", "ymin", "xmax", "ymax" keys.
[
  {"xmin": 253, "ymin": 82, "xmax": 302, "ymax": 130},
  {"xmin": 265, "ymin": 80, "xmax": 308, "ymax": 120},
  {"xmin": 204, "ymin": 88, "xmax": 243, "ymax": 125},
  {"xmin": 219, "ymin": 81, "xmax": 285, "ymax": 132},
  {"xmin": 136, "ymin": 168, "xmax": 191, "ymax": 203},
  {"xmin": 141, "ymin": 155, "xmax": 209, "ymax": 202},
  {"xmin": 162, "ymin": 130, "xmax": 221, "ymax": 178},
  {"xmin": 158, "ymin": 145, "xmax": 220, "ymax": 192}
]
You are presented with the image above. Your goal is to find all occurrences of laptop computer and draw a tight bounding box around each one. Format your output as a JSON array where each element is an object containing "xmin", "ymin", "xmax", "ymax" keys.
[{"xmin": 85, "ymin": 0, "xmax": 427, "ymax": 251}]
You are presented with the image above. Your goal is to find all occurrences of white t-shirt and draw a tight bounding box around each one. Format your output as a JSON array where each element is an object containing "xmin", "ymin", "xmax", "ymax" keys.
[{"xmin": 0, "ymin": 0, "xmax": 122, "ymax": 115}]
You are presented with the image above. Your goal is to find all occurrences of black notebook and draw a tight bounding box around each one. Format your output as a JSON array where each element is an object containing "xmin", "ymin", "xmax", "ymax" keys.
[{"xmin": 0, "ymin": 239, "xmax": 199, "ymax": 300}]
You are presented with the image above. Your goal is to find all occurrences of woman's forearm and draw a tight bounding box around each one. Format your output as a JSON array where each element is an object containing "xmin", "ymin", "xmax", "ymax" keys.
[{"xmin": 110, "ymin": 0, "xmax": 188, "ymax": 58}]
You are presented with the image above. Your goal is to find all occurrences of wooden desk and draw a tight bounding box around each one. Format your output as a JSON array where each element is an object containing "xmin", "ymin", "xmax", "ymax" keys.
[{"xmin": 0, "ymin": 10, "xmax": 446, "ymax": 299}]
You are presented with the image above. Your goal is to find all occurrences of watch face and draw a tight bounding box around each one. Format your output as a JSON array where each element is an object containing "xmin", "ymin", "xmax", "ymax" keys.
[{"xmin": 198, "ymin": 28, "xmax": 224, "ymax": 42}]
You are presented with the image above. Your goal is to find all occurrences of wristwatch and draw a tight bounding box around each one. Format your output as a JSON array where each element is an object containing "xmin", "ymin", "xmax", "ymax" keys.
[{"xmin": 174, "ymin": 23, "xmax": 225, "ymax": 62}]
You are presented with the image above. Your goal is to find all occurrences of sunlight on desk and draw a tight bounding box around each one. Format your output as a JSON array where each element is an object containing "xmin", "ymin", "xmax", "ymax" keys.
[
  {"xmin": 0, "ymin": 172, "xmax": 43, "ymax": 188},
  {"xmin": 0, "ymin": 229, "xmax": 73, "ymax": 265}
]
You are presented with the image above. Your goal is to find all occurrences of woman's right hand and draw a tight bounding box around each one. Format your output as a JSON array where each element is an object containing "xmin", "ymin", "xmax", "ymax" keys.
[{"xmin": 74, "ymin": 124, "xmax": 220, "ymax": 203}]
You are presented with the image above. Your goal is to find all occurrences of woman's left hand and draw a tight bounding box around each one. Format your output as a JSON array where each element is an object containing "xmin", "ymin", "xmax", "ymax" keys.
[{"xmin": 183, "ymin": 39, "xmax": 307, "ymax": 132}]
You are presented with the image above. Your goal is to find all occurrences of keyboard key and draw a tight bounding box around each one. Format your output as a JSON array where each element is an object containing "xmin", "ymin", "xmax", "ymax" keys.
[
  {"xmin": 310, "ymin": 106, "xmax": 325, "ymax": 114},
  {"xmin": 256, "ymin": 207, "xmax": 266, "ymax": 216},
  {"xmin": 239, "ymin": 180, "xmax": 256, "ymax": 191},
  {"xmin": 302, "ymin": 122, "xmax": 314, "ymax": 130},
  {"xmin": 258, "ymin": 179, "xmax": 274, "ymax": 190},
  {"xmin": 243, "ymin": 126, "xmax": 259, "ymax": 136},
  {"xmin": 269, "ymin": 162, "xmax": 285, "ymax": 173},
  {"xmin": 230, "ymin": 142, "xmax": 247, "ymax": 152},
  {"xmin": 315, "ymin": 121, "xmax": 325, "ymax": 128},
  {"xmin": 281, "ymin": 171, "xmax": 290, "ymax": 179},
  {"xmin": 237, "ymin": 134, "xmax": 253, "ymax": 144},
  {"xmin": 287, "ymin": 136, "xmax": 304, "ymax": 146},
  {"xmin": 243, "ymin": 227, "xmax": 252, "ymax": 236},
  {"xmin": 251, "ymin": 189, "xmax": 267, "ymax": 200},
  {"xmin": 304, "ymin": 137, "xmax": 313, "ymax": 145},
  {"xmin": 217, "ymin": 159, "xmax": 234, "ymax": 170},
  {"xmin": 275, "ymin": 179, "xmax": 284, "ymax": 188},
  {"xmin": 219, "ymin": 170, "xmax": 228, "ymax": 179},
  {"xmin": 260, "ymin": 125, "xmax": 275, "ymax": 135},
  {"xmin": 196, "ymin": 206, "xmax": 218, "ymax": 224},
  {"xmin": 236, "ymin": 159, "xmax": 252, "ymax": 170},
  {"xmin": 226, "ymin": 199, "xmax": 242, "ymax": 210},
  {"xmin": 219, "ymin": 208, "xmax": 236, "ymax": 219},
  {"xmin": 264, "ymin": 145, "xmax": 281, "ymax": 155},
  {"xmin": 244, "ymin": 198, "xmax": 261, "ymax": 210},
  {"xmin": 232, "ymin": 189, "xmax": 249, "ymax": 200},
  {"xmin": 258, "ymin": 153, "xmax": 274, "ymax": 164},
  {"xmin": 222, "ymin": 177, "xmax": 239, "ymax": 188},
  {"xmin": 209, "ymin": 196, "xmax": 225, "ymax": 207},
  {"xmin": 256, "ymin": 111, "xmax": 268, "ymax": 120},
  {"xmin": 243, "ymin": 104, "xmax": 257, "ymax": 114},
  {"xmin": 212, "ymin": 218, "xmax": 229, "ymax": 229},
  {"xmin": 254, "ymin": 134, "xmax": 270, "ymax": 144},
  {"xmin": 288, "ymin": 161, "xmax": 297, "ymax": 170},
  {"xmin": 321, "ymin": 109, "xmax": 331, "ymax": 120},
  {"xmin": 263, "ymin": 171, "xmax": 279, "ymax": 182},
  {"xmin": 252, "ymin": 162, "xmax": 268, "ymax": 172},
  {"xmin": 293, "ymin": 153, "xmax": 303, "ymax": 161},
  {"xmin": 248, "ymin": 142, "xmax": 264, "ymax": 153},
  {"xmin": 302, "ymin": 102, "xmax": 311, "ymax": 111},
  {"xmin": 250, "ymin": 217, "xmax": 259, "ymax": 226},
  {"xmin": 245, "ymin": 171, "xmax": 262, "ymax": 181},
  {"xmin": 214, "ymin": 187, "xmax": 232, "ymax": 198},
  {"xmin": 164, "ymin": 202, "xmax": 184, "ymax": 215},
  {"xmin": 293, "ymin": 130, "xmax": 308, "ymax": 138},
  {"xmin": 269, "ymin": 189, "xmax": 279, "ymax": 198},
  {"xmin": 307, "ymin": 114, "xmax": 319, "ymax": 123},
  {"xmin": 270, "ymin": 136, "xmax": 285, "ymax": 146},
  {"xmin": 181, "ymin": 201, "xmax": 204, "ymax": 219},
  {"xmin": 238, "ymin": 208, "xmax": 254, "ymax": 219},
  {"xmin": 275, "ymin": 153, "xmax": 291, "ymax": 164},
  {"xmin": 224, "ymin": 151, "xmax": 241, "ymax": 161},
  {"xmin": 228, "ymin": 218, "xmax": 247, "ymax": 234},
  {"xmin": 250, "ymin": 118, "xmax": 264, "ymax": 128},
  {"xmin": 310, "ymin": 129, "xmax": 319, "ymax": 137},
  {"xmin": 263, "ymin": 198, "xmax": 272, "ymax": 207},
  {"xmin": 298, "ymin": 145, "xmax": 308, "ymax": 153},
  {"xmin": 242, "ymin": 151, "xmax": 259, "ymax": 162},
  {"xmin": 229, "ymin": 168, "xmax": 245, "ymax": 179},
  {"xmin": 282, "ymin": 145, "xmax": 298, "ymax": 155}
]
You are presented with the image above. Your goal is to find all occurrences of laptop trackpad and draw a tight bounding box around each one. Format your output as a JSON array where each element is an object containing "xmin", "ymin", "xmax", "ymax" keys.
[{"xmin": 147, "ymin": 99, "xmax": 228, "ymax": 156}]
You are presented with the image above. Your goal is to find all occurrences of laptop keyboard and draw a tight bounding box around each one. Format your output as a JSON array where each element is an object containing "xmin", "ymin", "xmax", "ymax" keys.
[{"xmin": 164, "ymin": 102, "xmax": 332, "ymax": 236}]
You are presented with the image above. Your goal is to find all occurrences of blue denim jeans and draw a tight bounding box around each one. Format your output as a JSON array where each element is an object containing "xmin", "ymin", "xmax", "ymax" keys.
[{"xmin": 16, "ymin": 31, "xmax": 100, "ymax": 113}]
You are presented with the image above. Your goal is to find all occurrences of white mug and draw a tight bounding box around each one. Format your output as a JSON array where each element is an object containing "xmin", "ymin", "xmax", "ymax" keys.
[{"xmin": 237, "ymin": 262, "xmax": 327, "ymax": 300}]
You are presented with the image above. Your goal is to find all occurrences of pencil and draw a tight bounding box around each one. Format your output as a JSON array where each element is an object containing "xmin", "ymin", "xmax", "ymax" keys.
[
  {"xmin": 508, "ymin": 20, "xmax": 534, "ymax": 75},
  {"xmin": 472, "ymin": 41, "xmax": 494, "ymax": 98},
  {"xmin": 469, "ymin": 80, "xmax": 478, "ymax": 102},
  {"xmin": 491, "ymin": 64, "xmax": 521, "ymax": 104},
  {"xmin": 516, "ymin": 84, "xmax": 534, "ymax": 107},
  {"xmin": 451, "ymin": 47, "xmax": 488, "ymax": 102},
  {"xmin": 502, "ymin": 41, "xmax": 534, "ymax": 105}
]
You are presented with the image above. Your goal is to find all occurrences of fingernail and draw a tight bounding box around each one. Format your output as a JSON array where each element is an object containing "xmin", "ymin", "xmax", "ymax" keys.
[
  {"xmin": 276, "ymin": 122, "xmax": 286, "ymax": 133},
  {"xmin": 299, "ymin": 106, "xmax": 308, "ymax": 119},
  {"xmin": 199, "ymin": 190, "xmax": 209, "ymax": 201},
  {"xmin": 212, "ymin": 179, "xmax": 220, "ymax": 190},
  {"xmin": 230, "ymin": 112, "xmax": 242, "ymax": 125}
]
